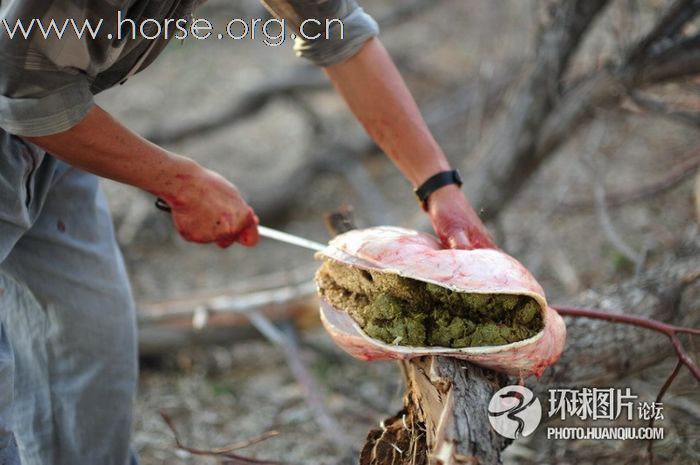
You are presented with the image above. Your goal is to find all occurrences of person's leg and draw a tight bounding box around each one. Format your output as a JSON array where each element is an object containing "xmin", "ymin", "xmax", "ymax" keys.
[
  {"xmin": 0, "ymin": 131, "xmax": 61, "ymax": 465},
  {"xmin": 0, "ymin": 324, "xmax": 19, "ymax": 465},
  {"xmin": 0, "ymin": 274, "xmax": 51, "ymax": 465},
  {"xmin": 0, "ymin": 133, "xmax": 138, "ymax": 465}
]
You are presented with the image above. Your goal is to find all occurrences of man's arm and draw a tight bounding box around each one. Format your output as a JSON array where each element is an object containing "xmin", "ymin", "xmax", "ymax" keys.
[
  {"xmin": 324, "ymin": 39, "xmax": 495, "ymax": 249},
  {"xmin": 261, "ymin": 0, "xmax": 495, "ymax": 248},
  {"xmin": 1, "ymin": 1, "xmax": 258, "ymax": 249},
  {"xmin": 24, "ymin": 106, "xmax": 259, "ymax": 248}
]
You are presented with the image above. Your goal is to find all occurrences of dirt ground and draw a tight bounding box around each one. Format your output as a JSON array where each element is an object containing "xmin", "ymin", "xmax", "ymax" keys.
[{"xmin": 95, "ymin": 1, "xmax": 700, "ymax": 464}]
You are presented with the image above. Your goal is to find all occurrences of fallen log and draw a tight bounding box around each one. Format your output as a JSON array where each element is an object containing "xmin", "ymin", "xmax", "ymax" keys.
[{"xmin": 137, "ymin": 269, "xmax": 318, "ymax": 356}]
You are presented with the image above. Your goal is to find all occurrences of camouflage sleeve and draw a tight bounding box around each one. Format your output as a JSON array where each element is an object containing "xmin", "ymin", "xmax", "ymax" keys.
[
  {"xmin": 260, "ymin": 0, "xmax": 379, "ymax": 67},
  {"xmin": 0, "ymin": 1, "xmax": 102, "ymax": 136}
]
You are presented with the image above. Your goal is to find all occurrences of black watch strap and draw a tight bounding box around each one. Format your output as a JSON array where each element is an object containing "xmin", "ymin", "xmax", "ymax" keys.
[
  {"xmin": 414, "ymin": 169, "xmax": 463, "ymax": 208},
  {"xmin": 155, "ymin": 197, "xmax": 172, "ymax": 213}
]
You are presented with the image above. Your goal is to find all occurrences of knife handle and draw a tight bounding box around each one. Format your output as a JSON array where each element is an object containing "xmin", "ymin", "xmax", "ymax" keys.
[{"xmin": 155, "ymin": 198, "xmax": 172, "ymax": 213}]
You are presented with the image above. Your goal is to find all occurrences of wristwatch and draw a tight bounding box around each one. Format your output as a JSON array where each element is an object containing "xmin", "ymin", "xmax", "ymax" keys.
[{"xmin": 414, "ymin": 169, "xmax": 463, "ymax": 210}]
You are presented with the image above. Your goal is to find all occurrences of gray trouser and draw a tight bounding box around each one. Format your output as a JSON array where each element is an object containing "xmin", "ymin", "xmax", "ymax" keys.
[{"xmin": 0, "ymin": 131, "xmax": 138, "ymax": 465}]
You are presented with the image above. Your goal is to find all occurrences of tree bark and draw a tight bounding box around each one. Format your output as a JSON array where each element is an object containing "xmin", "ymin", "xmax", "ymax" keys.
[{"xmin": 360, "ymin": 359, "xmax": 508, "ymax": 465}]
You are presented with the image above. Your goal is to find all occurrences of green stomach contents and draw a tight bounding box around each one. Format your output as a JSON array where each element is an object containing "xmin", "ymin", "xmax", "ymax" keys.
[{"xmin": 316, "ymin": 259, "xmax": 544, "ymax": 348}]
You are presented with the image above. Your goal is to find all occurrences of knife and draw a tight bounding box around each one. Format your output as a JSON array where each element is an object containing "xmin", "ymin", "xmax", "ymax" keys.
[
  {"xmin": 156, "ymin": 198, "xmax": 326, "ymax": 252},
  {"xmin": 257, "ymin": 226, "xmax": 326, "ymax": 252}
]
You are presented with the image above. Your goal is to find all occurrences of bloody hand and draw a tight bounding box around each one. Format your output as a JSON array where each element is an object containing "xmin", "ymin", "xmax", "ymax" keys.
[
  {"xmin": 156, "ymin": 166, "xmax": 259, "ymax": 249},
  {"xmin": 426, "ymin": 184, "xmax": 496, "ymax": 250}
]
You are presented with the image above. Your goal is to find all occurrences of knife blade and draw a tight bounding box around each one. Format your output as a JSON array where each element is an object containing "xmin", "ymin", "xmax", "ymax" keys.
[
  {"xmin": 258, "ymin": 226, "xmax": 327, "ymax": 252},
  {"xmin": 155, "ymin": 198, "xmax": 326, "ymax": 252}
]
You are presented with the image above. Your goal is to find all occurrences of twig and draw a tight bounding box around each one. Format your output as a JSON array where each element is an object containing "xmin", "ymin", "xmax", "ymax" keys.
[
  {"xmin": 629, "ymin": 92, "xmax": 700, "ymax": 129},
  {"xmin": 343, "ymin": 163, "xmax": 396, "ymax": 227},
  {"xmin": 139, "ymin": 279, "xmax": 316, "ymax": 323},
  {"xmin": 160, "ymin": 412, "xmax": 281, "ymax": 464},
  {"xmin": 554, "ymin": 303, "xmax": 700, "ymax": 465},
  {"xmin": 145, "ymin": 69, "xmax": 328, "ymax": 145},
  {"xmin": 592, "ymin": 180, "xmax": 646, "ymax": 272},
  {"xmin": 554, "ymin": 305, "xmax": 700, "ymax": 382},
  {"xmin": 625, "ymin": 0, "xmax": 700, "ymax": 65},
  {"xmin": 247, "ymin": 313, "xmax": 349, "ymax": 452},
  {"xmin": 144, "ymin": 0, "xmax": 449, "ymax": 147},
  {"xmin": 647, "ymin": 360, "xmax": 682, "ymax": 465},
  {"xmin": 558, "ymin": 150, "xmax": 700, "ymax": 212},
  {"xmin": 582, "ymin": 125, "xmax": 646, "ymax": 272}
]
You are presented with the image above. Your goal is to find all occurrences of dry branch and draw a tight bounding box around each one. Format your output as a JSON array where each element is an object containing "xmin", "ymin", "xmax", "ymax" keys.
[
  {"xmin": 541, "ymin": 240, "xmax": 700, "ymax": 387},
  {"xmin": 137, "ymin": 272, "xmax": 317, "ymax": 355},
  {"xmin": 253, "ymin": 68, "xmax": 515, "ymax": 224},
  {"xmin": 246, "ymin": 315, "xmax": 349, "ymax": 452},
  {"xmin": 557, "ymin": 148, "xmax": 700, "ymax": 212},
  {"xmin": 144, "ymin": 69, "xmax": 328, "ymax": 145},
  {"xmin": 553, "ymin": 303, "xmax": 700, "ymax": 383},
  {"xmin": 695, "ymin": 170, "xmax": 700, "ymax": 223},
  {"xmin": 144, "ymin": 0, "xmax": 446, "ymax": 147},
  {"xmin": 625, "ymin": 0, "xmax": 700, "ymax": 65},
  {"xmin": 551, "ymin": 295, "xmax": 700, "ymax": 465},
  {"xmin": 161, "ymin": 412, "xmax": 281, "ymax": 464},
  {"xmin": 467, "ymin": 0, "xmax": 612, "ymax": 219},
  {"xmin": 591, "ymin": 171, "xmax": 646, "ymax": 272},
  {"xmin": 545, "ymin": 263, "xmax": 700, "ymax": 464},
  {"xmin": 629, "ymin": 92, "xmax": 700, "ymax": 129},
  {"xmin": 467, "ymin": 0, "xmax": 700, "ymax": 221}
]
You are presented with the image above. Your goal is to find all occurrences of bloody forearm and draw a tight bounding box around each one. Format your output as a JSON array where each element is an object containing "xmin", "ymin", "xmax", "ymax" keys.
[{"xmin": 23, "ymin": 105, "xmax": 199, "ymax": 201}]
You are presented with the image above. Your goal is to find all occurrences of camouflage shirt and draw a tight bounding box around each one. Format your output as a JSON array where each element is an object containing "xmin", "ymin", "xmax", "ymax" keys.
[{"xmin": 0, "ymin": 0, "xmax": 378, "ymax": 137}]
